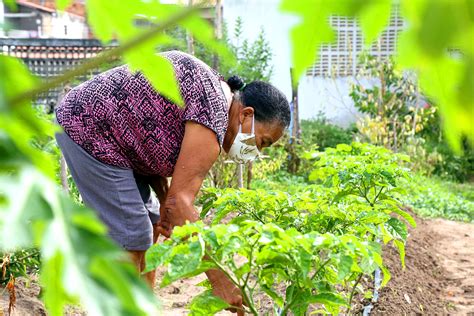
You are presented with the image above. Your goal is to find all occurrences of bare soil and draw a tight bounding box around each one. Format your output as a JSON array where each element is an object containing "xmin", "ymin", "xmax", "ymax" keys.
[
  {"xmin": 2, "ymin": 214, "xmax": 473, "ymax": 315},
  {"xmin": 369, "ymin": 215, "xmax": 474, "ymax": 315}
]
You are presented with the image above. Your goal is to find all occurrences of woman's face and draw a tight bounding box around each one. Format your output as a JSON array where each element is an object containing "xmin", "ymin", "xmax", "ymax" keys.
[{"xmin": 222, "ymin": 105, "xmax": 285, "ymax": 153}]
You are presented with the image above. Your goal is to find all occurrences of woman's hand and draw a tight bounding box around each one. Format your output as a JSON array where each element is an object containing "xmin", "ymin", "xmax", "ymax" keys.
[
  {"xmin": 206, "ymin": 269, "xmax": 245, "ymax": 315},
  {"xmin": 156, "ymin": 194, "xmax": 200, "ymax": 238}
]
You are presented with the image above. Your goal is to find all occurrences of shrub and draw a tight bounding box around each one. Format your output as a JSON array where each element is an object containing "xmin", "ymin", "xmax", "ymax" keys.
[
  {"xmin": 301, "ymin": 115, "xmax": 354, "ymax": 151},
  {"xmin": 147, "ymin": 143, "xmax": 414, "ymax": 315},
  {"xmin": 403, "ymin": 175, "xmax": 474, "ymax": 223}
]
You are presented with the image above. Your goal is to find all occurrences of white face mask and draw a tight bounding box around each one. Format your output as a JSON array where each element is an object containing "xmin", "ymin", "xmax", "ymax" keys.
[{"xmin": 228, "ymin": 116, "xmax": 260, "ymax": 164}]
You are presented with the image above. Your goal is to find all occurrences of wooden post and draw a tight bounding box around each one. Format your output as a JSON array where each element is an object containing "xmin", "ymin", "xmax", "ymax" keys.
[
  {"xmin": 213, "ymin": 0, "xmax": 223, "ymax": 70},
  {"xmin": 291, "ymin": 68, "xmax": 300, "ymax": 140},
  {"xmin": 58, "ymin": 84, "xmax": 71, "ymax": 194},
  {"xmin": 288, "ymin": 68, "xmax": 300, "ymax": 174},
  {"xmin": 186, "ymin": 0, "xmax": 195, "ymax": 55},
  {"xmin": 246, "ymin": 162, "xmax": 253, "ymax": 189},
  {"xmin": 237, "ymin": 164, "xmax": 243, "ymax": 188},
  {"xmin": 60, "ymin": 154, "xmax": 69, "ymax": 194}
]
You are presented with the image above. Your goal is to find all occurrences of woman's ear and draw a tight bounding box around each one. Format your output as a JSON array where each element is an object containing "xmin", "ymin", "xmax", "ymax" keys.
[{"xmin": 240, "ymin": 107, "xmax": 254, "ymax": 120}]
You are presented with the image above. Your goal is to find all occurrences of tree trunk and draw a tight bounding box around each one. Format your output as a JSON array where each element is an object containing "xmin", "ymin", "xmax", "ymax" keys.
[{"xmin": 246, "ymin": 162, "xmax": 253, "ymax": 189}]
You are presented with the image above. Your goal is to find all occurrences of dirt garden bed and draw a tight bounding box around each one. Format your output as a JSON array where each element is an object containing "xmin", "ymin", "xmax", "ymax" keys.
[{"xmin": 2, "ymin": 213, "xmax": 473, "ymax": 315}]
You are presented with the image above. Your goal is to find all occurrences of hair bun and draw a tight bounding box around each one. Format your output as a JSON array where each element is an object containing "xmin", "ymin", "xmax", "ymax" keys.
[{"xmin": 227, "ymin": 75, "xmax": 245, "ymax": 92}]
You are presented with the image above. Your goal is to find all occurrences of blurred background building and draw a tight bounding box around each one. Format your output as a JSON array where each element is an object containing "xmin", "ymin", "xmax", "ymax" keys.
[{"xmin": 0, "ymin": 0, "xmax": 90, "ymax": 38}]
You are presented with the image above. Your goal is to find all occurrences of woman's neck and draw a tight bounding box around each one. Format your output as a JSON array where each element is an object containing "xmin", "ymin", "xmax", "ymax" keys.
[{"xmin": 220, "ymin": 80, "xmax": 233, "ymax": 110}]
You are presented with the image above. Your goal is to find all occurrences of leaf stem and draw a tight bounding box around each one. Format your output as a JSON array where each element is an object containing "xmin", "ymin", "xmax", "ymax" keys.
[
  {"xmin": 373, "ymin": 187, "xmax": 384, "ymax": 205},
  {"xmin": 310, "ymin": 258, "xmax": 331, "ymax": 281},
  {"xmin": 346, "ymin": 273, "xmax": 363, "ymax": 315}
]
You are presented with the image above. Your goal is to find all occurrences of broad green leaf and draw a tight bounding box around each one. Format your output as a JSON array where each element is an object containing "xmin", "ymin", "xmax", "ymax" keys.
[
  {"xmin": 280, "ymin": 0, "xmax": 335, "ymax": 83},
  {"xmin": 189, "ymin": 290, "xmax": 230, "ymax": 316},
  {"xmin": 394, "ymin": 239, "xmax": 406, "ymax": 269},
  {"xmin": 161, "ymin": 239, "xmax": 205, "ymax": 286},
  {"xmin": 296, "ymin": 248, "xmax": 312, "ymax": 278},
  {"xmin": 358, "ymin": 0, "xmax": 392, "ymax": 45},
  {"xmin": 417, "ymin": 1, "xmax": 461, "ymax": 58},
  {"xmin": 0, "ymin": 55, "xmax": 36, "ymax": 110},
  {"xmin": 337, "ymin": 255, "xmax": 353, "ymax": 280},
  {"xmin": 261, "ymin": 285, "xmax": 284, "ymax": 307},
  {"xmin": 124, "ymin": 42, "xmax": 183, "ymax": 106},
  {"xmin": 71, "ymin": 212, "xmax": 107, "ymax": 234},
  {"xmin": 397, "ymin": 0, "xmax": 474, "ymax": 151},
  {"xmin": 0, "ymin": 110, "xmax": 57, "ymax": 178},
  {"xmin": 0, "ymin": 169, "xmax": 53, "ymax": 248},
  {"xmin": 40, "ymin": 251, "xmax": 75, "ymax": 316},
  {"xmin": 86, "ymin": 0, "xmax": 136, "ymax": 42},
  {"xmin": 195, "ymin": 279, "xmax": 212, "ymax": 289},
  {"xmin": 332, "ymin": 189, "xmax": 355, "ymax": 203},
  {"xmin": 289, "ymin": 288, "xmax": 312, "ymax": 316},
  {"xmin": 1, "ymin": 168, "xmax": 159, "ymax": 315},
  {"xmin": 308, "ymin": 292, "xmax": 347, "ymax": 306},
  {"xmin": 391, "ymin": 207, "xmax": 417, "ymax": 228},
  {"xmin": 380, "ymin": 265, "xmax": 391, "ymax": 287},
  {"xmin": 56, "ymin": 0, "xmax": 72, "ymax": 10},
  {"xmin": 89, "ymin": 258, "xmax": 145, "ymax": 313},
  {"xmin": 2, "ymin": 0, "xmax": 16, "ymax": 10},
  {"xmin": 336, "ymin": 144, "xmax": 352, "ymax": 152},
  {"xmin": 144, "ymin": 242, "xmax": 173, "ymax": 273},
  {"xmin": 385, "ymin": 217, "xmax": 408, "ymax": 240}
]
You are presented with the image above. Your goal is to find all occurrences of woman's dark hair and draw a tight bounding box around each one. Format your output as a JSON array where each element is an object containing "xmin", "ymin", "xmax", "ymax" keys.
[{"xmin": 227, "ymin": 75, "xmax": 291, "ymax": 128}]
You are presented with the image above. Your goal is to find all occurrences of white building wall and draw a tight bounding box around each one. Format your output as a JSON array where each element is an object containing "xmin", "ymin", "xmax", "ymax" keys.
[
  {"xmin": 0, "ymin": 1, "xmax": 4, "ymax": 37},
  {"xmin": 49, "ymin": 12, "xmax": 87, "ymax": 39},
  {"xmin": 298, "ymin": 77, "xmax": 374, "ymax": 127},
  {"xmin": 223, "ymin": 0, "xmax": 296, "ymax": 104},
  {"xmin": 223, "ymin": 0, "xmax": 360, "ymax": 127}
]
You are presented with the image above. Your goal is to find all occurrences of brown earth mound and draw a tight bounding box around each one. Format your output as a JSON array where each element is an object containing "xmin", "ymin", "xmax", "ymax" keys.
[{"xmin": 367, "ymin": 214, "xmax": 473, "ymax": 315}]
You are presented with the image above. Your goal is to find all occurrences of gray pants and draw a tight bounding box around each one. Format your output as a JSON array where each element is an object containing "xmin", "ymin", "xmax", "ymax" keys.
[{"xmin": 56, "ymin": 132, "xmax": 160, "ymax": 251}]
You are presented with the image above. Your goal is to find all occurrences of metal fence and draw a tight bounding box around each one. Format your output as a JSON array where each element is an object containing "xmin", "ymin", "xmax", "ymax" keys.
[{"xmin": 0, "ymin": 38, "xmax": 118, "ymax": 111}]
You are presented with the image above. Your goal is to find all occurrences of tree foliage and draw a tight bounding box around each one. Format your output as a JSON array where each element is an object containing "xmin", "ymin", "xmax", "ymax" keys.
[
  {"xmin": 350, "ymin": 55, "xmax": 436, "ymax": 151},
  {"xmin": 281, "ymin": 0, "xmax": 473, "ymax": 152},
  {"xmin": 224, "ymin": 17, "xmax": 273, "ymax": 83}
]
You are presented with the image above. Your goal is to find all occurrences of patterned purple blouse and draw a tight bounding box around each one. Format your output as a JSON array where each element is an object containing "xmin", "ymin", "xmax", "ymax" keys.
[{"xmin": 56, "ymin": 51, "xmax": 229, "ymax": 177}]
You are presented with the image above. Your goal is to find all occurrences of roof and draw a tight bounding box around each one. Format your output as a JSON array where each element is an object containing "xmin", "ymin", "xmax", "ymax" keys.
[{"xmin": 16, "ymin": 0, "xmax": 86, "ymax": 17}]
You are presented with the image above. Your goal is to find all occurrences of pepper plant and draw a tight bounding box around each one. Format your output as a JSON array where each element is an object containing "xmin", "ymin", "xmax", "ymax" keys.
[{"xmin": 146, "ymin": 143, "xmax": 415, "ymax": 314}]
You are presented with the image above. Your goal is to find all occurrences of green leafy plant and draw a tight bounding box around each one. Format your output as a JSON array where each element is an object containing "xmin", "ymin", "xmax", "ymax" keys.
[
  {"xmin": 350, "ymin": 55, "xmax": 436, "ymax": 151},
  {"xmin": 147, "ymin": 143, "xmax": 414, "ymax": 314},
  {"xmin": 0, "ymin": 248, "xmax": 40, "ymax": 286},
  {"xmin": 224, "ymin": 17, "xmax": 273, "ymax": 83},
  {"xmin": 403, "ymin": 174, "xmax": 474, "ymax": 223},
  {"xmin": 301, "ymin": 115, "xmax": 354, "ymax": 151}
]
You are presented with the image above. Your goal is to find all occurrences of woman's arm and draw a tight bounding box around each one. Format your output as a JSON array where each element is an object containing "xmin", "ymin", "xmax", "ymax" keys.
[
  {"xmin": 156, "ymin": 121, "xmax": 244, "ymax": 315},
  {"xmin": 156, "ymin": 121, "xmax": 220, "ymax": 236},
  {"xmin": 148, "ymin": 176, "xmax": 169, "ymax": 205}
]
